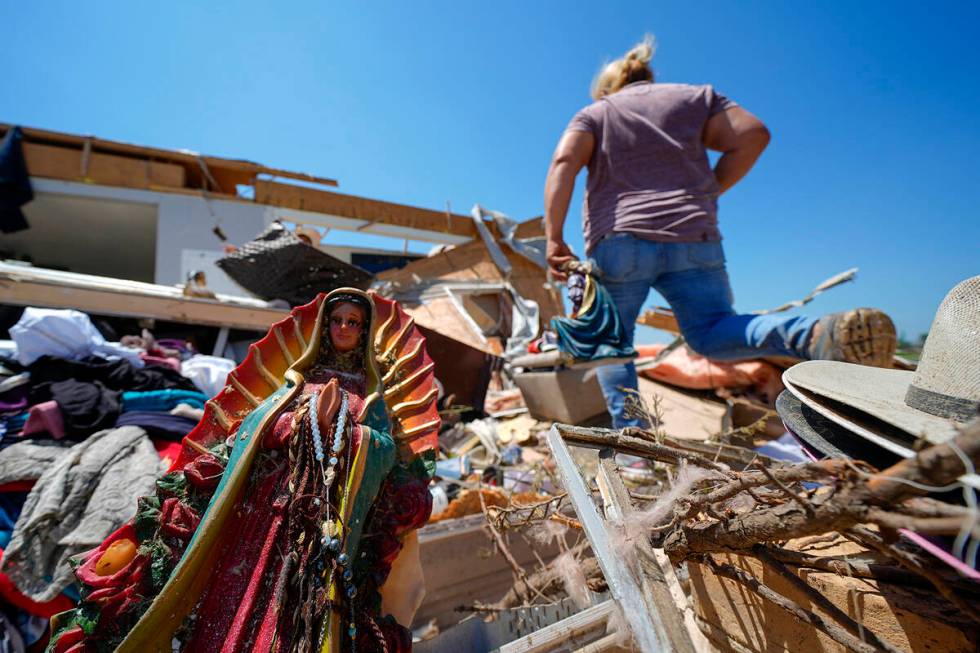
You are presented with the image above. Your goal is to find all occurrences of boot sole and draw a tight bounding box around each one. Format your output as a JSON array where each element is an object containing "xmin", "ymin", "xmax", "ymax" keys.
[{"xmin": 833, "ymin": 308, "xmax": 896, "ymax": 368}]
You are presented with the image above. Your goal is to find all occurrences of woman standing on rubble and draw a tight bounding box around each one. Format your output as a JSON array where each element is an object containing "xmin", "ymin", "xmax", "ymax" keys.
[{"xmin": 544, "ymin": 36, "xmax": 897, "ymax": 428}]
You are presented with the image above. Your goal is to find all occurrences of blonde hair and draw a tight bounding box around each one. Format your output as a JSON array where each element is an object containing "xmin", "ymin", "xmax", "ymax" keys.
[{"xmin": 591, "ymin": 35, "xmax": 656, "ymax": 100}]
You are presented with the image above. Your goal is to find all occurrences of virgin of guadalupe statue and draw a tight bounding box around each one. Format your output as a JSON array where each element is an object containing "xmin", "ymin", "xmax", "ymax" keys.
[{"xmin": 48, "ymin": 288, "xmax": 440, "ymax": 653}]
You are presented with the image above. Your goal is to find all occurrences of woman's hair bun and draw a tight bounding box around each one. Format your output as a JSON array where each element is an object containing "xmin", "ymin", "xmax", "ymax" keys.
[
  {"xmin": 590, "ymin": 34, "xmax": 657, "ymax": 100},
  {"xmin": 624, "ymin": 34, "xmax": 655, "ymax": 65}
]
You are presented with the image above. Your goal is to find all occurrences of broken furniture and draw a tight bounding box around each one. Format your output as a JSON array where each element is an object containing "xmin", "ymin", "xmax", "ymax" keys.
[
  {"xmin": 689, "ymin": 535, "xmax": 978, "ymax": 652},
  {"xmin": 546, "ymin": 419, "xmax": 980, "ymax": 653}
]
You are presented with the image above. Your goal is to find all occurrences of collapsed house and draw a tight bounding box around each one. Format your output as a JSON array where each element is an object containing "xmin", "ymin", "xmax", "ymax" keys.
[{"xmin": 1, "ymin": 123, "xmax": 977, "ymax": 653}]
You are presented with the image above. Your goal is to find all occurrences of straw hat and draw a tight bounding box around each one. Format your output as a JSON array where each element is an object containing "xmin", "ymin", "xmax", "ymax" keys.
[{"xmin": 781, "ymin": 276, "xmax": 980, "ymax": 451}]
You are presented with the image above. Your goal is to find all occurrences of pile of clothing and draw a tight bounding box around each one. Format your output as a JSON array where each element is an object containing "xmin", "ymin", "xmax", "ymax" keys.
[{"xmin": 0, "ymin": 307, "xmax": 236, "ymax": 650}]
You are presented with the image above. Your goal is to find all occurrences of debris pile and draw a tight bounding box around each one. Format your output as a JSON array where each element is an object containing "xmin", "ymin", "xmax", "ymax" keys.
[{"xmin": 0, "ymin": 122, "xmax": 976, "ymax": 652}]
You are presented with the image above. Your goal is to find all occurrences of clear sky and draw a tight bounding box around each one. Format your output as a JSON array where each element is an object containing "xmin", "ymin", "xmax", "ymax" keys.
[{"xmin": 5, "ymin": 1, "xmax": 978, "ymax": 344}]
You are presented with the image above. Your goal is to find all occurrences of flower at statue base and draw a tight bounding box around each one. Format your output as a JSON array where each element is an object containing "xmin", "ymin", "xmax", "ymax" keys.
[
  {"xmin": 74, "ymin": 526, "xmax": 149, "ymax": 623},
  {"xmin": 159, "ymin": 497, "xmax": 201, "ymax": 540},
  {"xmin": 50, "ymin": 624, "xmax": 87, "ymax": 653},
  {"xmin": 184, "ymin": 453, "xmax": 225, "ymax": 492},
  {"xmin": 387, "ymin": 477, "xmax": 432, "ymax": 535}
]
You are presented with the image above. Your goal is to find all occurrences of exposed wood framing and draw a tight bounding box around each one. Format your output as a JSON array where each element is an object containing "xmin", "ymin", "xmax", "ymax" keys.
[
  {"xmin": 2, "ymin": 124, "xmax": 337, "ymax": 193},
  {"xmin": 376, "ymin": 238, "xmax": 563, "ymax": 325},
  {"xmin": 255, "ymin": 180, "xmax": 481, "ymax": 239},
  {"xmin": 23, "ymin": 142, "xmax": 186, "ymax": 192},
  {"xmin": 4, "ymin": 124, "xmax": 548, "ymax": 241}
]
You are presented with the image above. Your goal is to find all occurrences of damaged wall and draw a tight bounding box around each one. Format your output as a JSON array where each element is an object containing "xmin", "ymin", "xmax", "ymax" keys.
[{"xmin": 375, "ymin": 238, "xmax": 562, "ymax": 355}]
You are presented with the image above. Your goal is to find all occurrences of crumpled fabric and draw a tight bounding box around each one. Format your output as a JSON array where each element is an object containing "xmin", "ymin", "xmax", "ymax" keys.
[
  {"xmin": 39, "ymin": 381, "xmax": 121, "ymax": 439},
  {"xmin": 21, "ymin": 401, "xmax": 66, "ymax": 439},
  {"xmin": 635, "ymin": 343, "xmax": 784, "ymax": 403},
  {"xmin": 550, "ymin": 279, "xmax": 636, "ymax": 362},
  {"xmin": 28, "ymin": 356, "xmax": 196, "ymax": 397},
  {"xmin": 180, "ymin": 355, "xmax": 235, "ymax": 397},
  {"xmin": 9, "ymin": 308, "xmax": 144, "ymax": 368},
  {"xmin": 121, "ymin": 389, "xmax": 208, "ymax": 413},
  {"xmin": 0, "ymin": 440, "xmax": 73, "ymax": 485},
  {"xmin": 114, "ymin": 410, "xmax": 197, "ymax": 441},
  {"xmin": 0, "ymin": 426, "xmax": 165, "ymax": 602}
]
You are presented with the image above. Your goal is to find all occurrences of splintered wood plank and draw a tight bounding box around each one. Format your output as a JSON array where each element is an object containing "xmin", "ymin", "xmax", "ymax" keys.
[
  {"xmin": 0, "ymin": 262, "xmax": 286, "ymax": 331},
  {"xmin": 595, "ymin": 449, "xmax": 704, "ymax": 653},
  {"xmin": 546, "ymin": 425, "xmax": 667, "ymax": 653},
  {"xmin": 376, "ymin": 238, "xmax": 564, "ymax": 323},
  {"xmin": 636, "ymin": 307, "xmax": 680, "ymax": 334}
]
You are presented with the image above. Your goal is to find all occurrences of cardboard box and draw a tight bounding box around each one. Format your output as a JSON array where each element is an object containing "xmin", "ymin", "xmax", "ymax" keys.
[{"xmin": 514, "ymin": 367, "xmax": 609, "ymax": 424}]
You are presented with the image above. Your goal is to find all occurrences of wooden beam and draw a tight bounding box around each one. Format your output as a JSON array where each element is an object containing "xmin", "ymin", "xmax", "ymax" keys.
[
  {"xmin": 636, "ymin": 307, "xmax": 680, "ymax": 334},
  {"xmin": 595, "ymin": 449, "xmax": 704, "ymax": 653},
  {"xmin": 547, "ymin": 425, "xmax": 669, "ymax": 653},
  {"xmin": 513, "ymin": 215, "xmax": 546, "ymax": 239},
  {"xmin": 23, "ymin": 142, "xmax": 186, "ymax": 191},
  {"xmin": 255, "ymin": 167, "xmax": 338, "ymax": 188},
  {"xmin": 0, "ymin": 263, "xmax": 287, "ymax": 331},
  {"xmin": 1, "ymin": 124, "xmax": 337, "ymax": 193},
  {"xmin": 255, "ymin": 179, "xmax": 480, "ymax": 239}
]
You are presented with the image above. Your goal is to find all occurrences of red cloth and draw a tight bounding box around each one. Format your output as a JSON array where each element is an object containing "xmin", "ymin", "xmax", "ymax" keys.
[
  {"xmin": 139, "ymin": 353, "xmax": 182, "ymax": 372},
  {"xmin": 0, "ymin": 549, "xmax": 75, "ymax": 618},
  {"xmin": 23, "ymin": 400, "xmax": 66, "ymax": 439},
  {"xmin": 0, "ymin": 481, "xmax": 35, "ymax": 493},
  {"xmin": 153, "ymin": 440, "xmax": 183, "ymax": 466},
  {"xmin": 187, "ymin": 421, "xmax": 367, "ymax": 653},
  {"xmin": 636, "ymin": 343, "xmax": 784, "ymax": 402}
]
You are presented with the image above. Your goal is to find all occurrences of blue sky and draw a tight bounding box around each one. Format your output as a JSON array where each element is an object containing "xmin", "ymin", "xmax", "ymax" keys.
[{"xmin": 5, "ymin": 1, "xmax": 978, "ymax": 344}]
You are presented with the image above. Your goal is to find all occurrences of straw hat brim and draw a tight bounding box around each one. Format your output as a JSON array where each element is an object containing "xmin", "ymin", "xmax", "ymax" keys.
[{"xmin": 782, "ymin": 360, "xmax": 960, "ymax": 448}]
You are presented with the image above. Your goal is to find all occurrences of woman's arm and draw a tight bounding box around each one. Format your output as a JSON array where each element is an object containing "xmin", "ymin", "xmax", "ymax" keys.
[
  {"xmin": 702, "ymin": 106, "xmax": 770, "ymax": 195},
  {"xmin": 544, "ymin": 130, "xmax": 594, "ymax": 280}
]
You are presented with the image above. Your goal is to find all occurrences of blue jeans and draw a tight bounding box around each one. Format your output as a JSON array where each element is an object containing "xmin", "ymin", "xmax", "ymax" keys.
[{"xmin": 590, "ymin": 234, "xmax": 817, "ymax": 428}]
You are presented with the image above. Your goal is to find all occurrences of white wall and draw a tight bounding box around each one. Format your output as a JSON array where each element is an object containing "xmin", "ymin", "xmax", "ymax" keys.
[
  {"xmin": 154, "ymin": 194, "xmax": 273, "ymax": 289},
  {"xmin": 25, "ymin": 179, "xmax": 274, "ymax": 296}
]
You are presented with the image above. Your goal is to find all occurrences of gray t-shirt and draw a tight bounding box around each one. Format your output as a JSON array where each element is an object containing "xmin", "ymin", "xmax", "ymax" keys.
[{"xmin": 566, "ymin": 82, "xmax": 737, "ymax": 253}]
